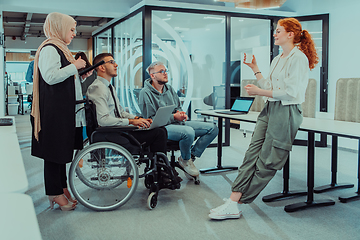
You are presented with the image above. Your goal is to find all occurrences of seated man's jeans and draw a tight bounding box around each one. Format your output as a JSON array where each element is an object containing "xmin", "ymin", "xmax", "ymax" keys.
[{"xmin": 165, "ymin": 121, "xmax": 218, "ymax": 160}]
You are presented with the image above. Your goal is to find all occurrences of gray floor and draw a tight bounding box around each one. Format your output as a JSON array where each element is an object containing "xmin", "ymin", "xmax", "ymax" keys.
[{"xmin": 15, "ymin": 114, "xmax": 360, "ymax": 240}]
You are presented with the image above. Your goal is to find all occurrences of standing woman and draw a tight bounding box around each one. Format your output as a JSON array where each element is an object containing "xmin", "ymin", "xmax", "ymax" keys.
[
  {"xmin": 209, "ymin": 17, "xmax": 318, "ymax": 220},
  {"xmin": 31, "ymin": 12, "xmax": 91, "ymax": 211}
]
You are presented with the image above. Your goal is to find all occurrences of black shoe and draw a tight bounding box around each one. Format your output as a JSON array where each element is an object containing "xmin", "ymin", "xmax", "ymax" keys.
[
  {"xmin": 160, "ymin": 169, "xmax": 182, "ymax": 184},
  {"xmin": 175, "ymin": 176, "xmax": 183, "ymax": 183}
]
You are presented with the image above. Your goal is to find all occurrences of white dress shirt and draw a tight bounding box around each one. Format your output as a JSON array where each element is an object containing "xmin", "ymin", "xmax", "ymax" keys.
[
  {"xmin": 258, "ymin": 47, "xmax": 309, "ymax": 105},
  {"xmin": 86, "ymin": 76, "xmax": 136, "ymax": 126},
  {"xmin": 38, "ymin": 45, "xmax": 86, "ymax": 127}
]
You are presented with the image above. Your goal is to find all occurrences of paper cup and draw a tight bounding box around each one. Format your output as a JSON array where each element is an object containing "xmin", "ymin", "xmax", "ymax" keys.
[{"xmin": 245, "ymin": 53, "xmax": 253, "ymax": 63}]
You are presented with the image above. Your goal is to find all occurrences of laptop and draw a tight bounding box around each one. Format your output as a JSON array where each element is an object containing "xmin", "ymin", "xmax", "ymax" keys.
[
  {"xmin": 136, "ymin": 105, "xmax": 175, "ymax": 130},
  {"xmin": 0, "ymin": 118, "xmax": 13, "ymax": 126},
  {"xmin": 215, "ymin": 97, "xmax": 255, "ymax": 115}
]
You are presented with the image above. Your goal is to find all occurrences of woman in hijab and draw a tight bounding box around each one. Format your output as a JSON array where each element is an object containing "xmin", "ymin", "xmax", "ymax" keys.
[{"xmin": 31, "ymin": 12, "xmax": 92, "ymax": 211}]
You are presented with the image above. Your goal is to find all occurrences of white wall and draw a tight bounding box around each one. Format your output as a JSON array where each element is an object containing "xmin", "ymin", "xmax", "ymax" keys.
[
  {"xmin": 314, "ymin": 0, "xmax": 360, "ymax": 114},
  {"xmin": 286, "ymin": 0, "xmax": 360, "ymax": 116}
]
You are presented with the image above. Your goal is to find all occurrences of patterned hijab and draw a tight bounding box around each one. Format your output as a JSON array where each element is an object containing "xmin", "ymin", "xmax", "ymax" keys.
[{"xmin": 31, "ymin": 12, "xmax": 76, "ymax": 141}]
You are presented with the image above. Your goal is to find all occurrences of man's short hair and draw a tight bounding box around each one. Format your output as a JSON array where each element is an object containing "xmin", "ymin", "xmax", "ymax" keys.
[
  {"xmin": 146, "ymin": 61, "xmax": 165, "ymax": 75},
  {"xmin": 93, "ymin": 53, "xmax": 113, "ymax": 71}
]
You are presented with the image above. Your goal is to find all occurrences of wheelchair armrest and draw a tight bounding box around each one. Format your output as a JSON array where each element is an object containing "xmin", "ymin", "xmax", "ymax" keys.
[
  {"xmin": 91, "ymin": 125, "xmax": 144, "ymax": 149},
  {"xmin": 95, "ymin": 126, "xmax": 138, "ymax": 132}
]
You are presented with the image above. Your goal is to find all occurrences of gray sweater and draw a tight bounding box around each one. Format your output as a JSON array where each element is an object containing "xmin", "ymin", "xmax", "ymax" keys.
[{"xmin": 139, "ymin": 79, "xmax": 183, "ymax": 125}]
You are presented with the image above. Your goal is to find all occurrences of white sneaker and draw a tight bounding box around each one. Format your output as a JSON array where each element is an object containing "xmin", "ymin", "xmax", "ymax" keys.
[
  {"xmin": 188, "ymin": 158, "xmax": 197, "ymax": 170},
  {"xmin": 210, "ymin": 198, "xmax": 228, "ymax": 212},
  {"xmin": 208, "ymin": 198, "xmax": 242, "ymax": 220},
  {"xmin": 178, "ymin": 156, "xmax": 199, "ymax": 177}
]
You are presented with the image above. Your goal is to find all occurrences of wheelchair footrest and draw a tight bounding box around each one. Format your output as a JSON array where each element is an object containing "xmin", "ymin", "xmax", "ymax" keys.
[{"xmin": 90, "ymin": 175, "xmax": 133, "ymax": 181}]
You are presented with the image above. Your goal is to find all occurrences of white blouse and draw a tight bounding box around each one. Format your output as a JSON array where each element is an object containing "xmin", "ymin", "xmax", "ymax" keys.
[
  {"xmin": 258, "ymin": 47, "xmax": 309, "ymax": 105},
  {"xmin": 38, "ymin": 45, "xmax": 86, "ymax": 127}
]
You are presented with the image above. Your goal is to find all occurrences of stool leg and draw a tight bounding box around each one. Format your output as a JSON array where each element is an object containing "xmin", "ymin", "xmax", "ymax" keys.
[{"xmin": 170, "ymin": 150, "xmax": 176, "ymax": 167}]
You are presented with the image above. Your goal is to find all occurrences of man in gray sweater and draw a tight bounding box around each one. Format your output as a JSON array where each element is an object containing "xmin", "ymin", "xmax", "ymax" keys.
[{"xmin": 139, "ymin": 61, "xmax": 218, "ymax": 179}]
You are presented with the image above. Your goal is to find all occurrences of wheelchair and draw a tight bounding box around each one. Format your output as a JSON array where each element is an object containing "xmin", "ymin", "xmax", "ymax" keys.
[{"xmin": 68, "ymin": 99, "xmax": 181, "ymax": 211}]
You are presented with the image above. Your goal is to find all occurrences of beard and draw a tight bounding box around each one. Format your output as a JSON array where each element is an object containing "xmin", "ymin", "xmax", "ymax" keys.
[
  {"xmin": 157, "ymin": 80, "xmax": 167, "ymax": 85},
  {"xmin": 109, "ymin": 71, "xmax": 118, "ymax": 78}
]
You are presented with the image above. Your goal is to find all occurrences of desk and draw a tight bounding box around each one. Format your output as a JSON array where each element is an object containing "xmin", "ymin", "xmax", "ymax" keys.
[
  {"xmin": 0, "ymin": 193, "xmax": 42, "ymax": 240},
  {"xmin": 199, "ymin": 110, "xmax": 360, "ymax": 212},
  {"xmin": 0, "ymin": 133, "xmax": 28, "ymax": 193},
  {"xmin": 198, "ymin": 111, "xmax": 259, "ymax": 174},
  {"xmin": 296, "ymin": 117, "xmax": 360, "ymax": 207}
]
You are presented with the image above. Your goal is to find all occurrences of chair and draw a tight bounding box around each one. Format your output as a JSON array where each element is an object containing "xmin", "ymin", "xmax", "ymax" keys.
[
  {"xmin": 335, "ymin": 78, "xmax": 360, "ymax": 202},
  {"xmin": 69, "ymin": 99, "xmax": 181, "ymax": 211},
  {"xmin": 315, "ymin": 78, "xmax": 360, "ymax": 197},
  {"xmin": 302, "ymin": 78, "xmax": 316, "ymax": 118},
  {"xmin": 334, "ymin": 78, "xmax": 360, "ymax": 122}
]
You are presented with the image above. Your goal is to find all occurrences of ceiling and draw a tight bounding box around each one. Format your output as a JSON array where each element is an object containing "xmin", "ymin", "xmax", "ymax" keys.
[
  {"xmin": 2, "ymin": 12, "xmax": 113, "ymax": 40},
  {"xmin": 1, "ymin": 0, "xmax": 289, "ymax": 41},
  {"xmin": 1, "ymin": 0, "xmax": 226, "ymax": 41},
  {"xmin": 215, "ymin": 0, "xmax": 287, "ymax": 9}
]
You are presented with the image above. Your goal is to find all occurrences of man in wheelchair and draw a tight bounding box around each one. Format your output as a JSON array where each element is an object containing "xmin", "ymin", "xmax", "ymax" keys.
[{"xmin": 86, "ymin": 53, "xmax": 182, "ymax": 189}]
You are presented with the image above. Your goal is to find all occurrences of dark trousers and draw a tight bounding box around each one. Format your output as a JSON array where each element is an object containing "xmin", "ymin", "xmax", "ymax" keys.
[
  {"xmin": 44, "ymin": 161, "xmax": 68, "ymax": 195},
  {"xmin": 129, "ymin": 127, "xmax": 167, "ymax": 154}
]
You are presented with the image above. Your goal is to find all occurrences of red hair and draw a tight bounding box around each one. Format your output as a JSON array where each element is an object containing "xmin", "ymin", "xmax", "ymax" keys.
[{"xmin": 278, "ymin": 18, "xmax": 319, "ymax": 70}]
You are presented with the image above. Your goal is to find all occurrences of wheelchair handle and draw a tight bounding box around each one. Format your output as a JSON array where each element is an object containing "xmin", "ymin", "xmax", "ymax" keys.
[
  {"xmin": 79, "ymin": 60, "xmax": 105, "ymax": 76},
  {"xmin": 75, "ymin": 99, "xmax": 87, "ymax": 105}
]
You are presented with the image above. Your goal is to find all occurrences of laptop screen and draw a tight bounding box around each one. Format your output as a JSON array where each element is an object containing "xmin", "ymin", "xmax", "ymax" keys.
[{"xmin": 230, "ymin": 97, "xmax": 254, "ymax": 112}]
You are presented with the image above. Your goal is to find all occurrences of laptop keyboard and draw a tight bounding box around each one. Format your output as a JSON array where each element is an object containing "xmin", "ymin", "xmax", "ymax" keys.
[{"xmin": 0, "ymin": 118, "xmax": 13, "ymax": 126}]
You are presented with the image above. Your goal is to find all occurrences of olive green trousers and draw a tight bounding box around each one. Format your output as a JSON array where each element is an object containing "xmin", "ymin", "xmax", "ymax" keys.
[{"xmin": 232, "ymin": 101, "xmax": 303, "ymax": 204}]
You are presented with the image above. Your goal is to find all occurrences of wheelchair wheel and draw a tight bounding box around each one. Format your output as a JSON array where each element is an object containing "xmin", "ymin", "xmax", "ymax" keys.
[
  {"xmin": 69, "ymin": 142, "xmax": 139, "ymax": 211},
  {"xmin": 147, "ymin": 192, "xmax": 157, "ymax": 210}
]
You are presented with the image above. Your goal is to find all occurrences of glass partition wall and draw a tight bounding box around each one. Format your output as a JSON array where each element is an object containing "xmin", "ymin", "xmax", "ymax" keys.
[
  {"xmin": 113, "ymin": 13, "xmax": 143, "ymax": 115},
  {"xmin": 152, "ymin": 11, "xmax": 225, "ymax": 119},
  {"xmin": 94, "ymin": 28, "xmax": 112, "ymax": 55},
  {"xmin": 299, "ymin": 20, "xmax": 323, "ymax": 112},
  {"xmin": 231, "ymin": 17, "xmax": 271, "ymax": 105},
  {"xmin": 92, "ymin": 5, "xmax": 329, "ymax": 147}
]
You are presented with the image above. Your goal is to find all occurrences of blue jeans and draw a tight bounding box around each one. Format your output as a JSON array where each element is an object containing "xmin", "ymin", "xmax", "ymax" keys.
[{"xmin": 165, "ymin": 121, "xmax": 218, "ymax": 160}]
